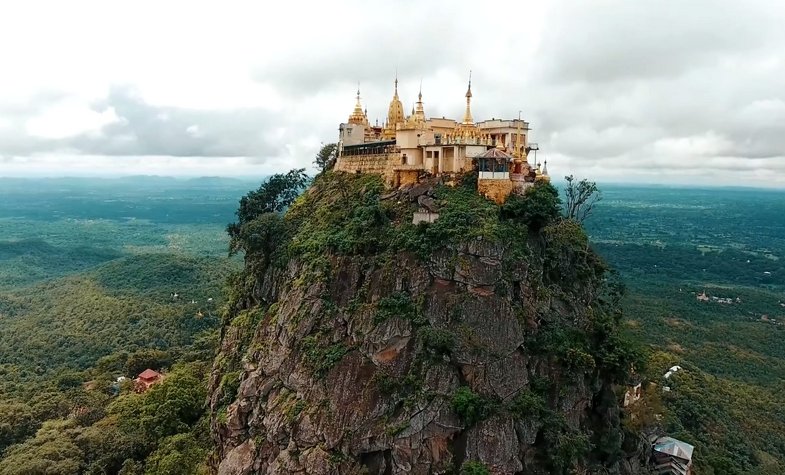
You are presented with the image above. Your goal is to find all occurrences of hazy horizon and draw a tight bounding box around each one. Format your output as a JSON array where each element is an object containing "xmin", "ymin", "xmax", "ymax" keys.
[{"xmin": 2, "ymin": 173, "xmax": 784, "ymax": 192}]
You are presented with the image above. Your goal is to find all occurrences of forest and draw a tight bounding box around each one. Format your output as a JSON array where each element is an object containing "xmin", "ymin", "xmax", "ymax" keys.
[
  {"xmin": 0, "ymin": 178, "xmax": 249, "ymax": 473},
  {"xmin": 588, "ymin": 185, "xmax": 785, "ymax": 474},
  {"xmin": 0, "ymin": 177, "xmax": 783, "ymax": 474}
]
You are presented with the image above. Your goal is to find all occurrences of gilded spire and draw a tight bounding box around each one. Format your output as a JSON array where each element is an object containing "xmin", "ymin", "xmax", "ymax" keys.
[
  {"xmin": 462, "ymin": 71, "xmax": 473, "ymax": 125},
  {"xmin": 414, "ymin": 82, "xmax": 425, "ymax": 122},
  {"xmin": 348, "ymin": 86, "xmax": 369, "ymax": 125},
  {"xmin": 383, "ymin": 74, "xmax": 405, "ymax": 138}
]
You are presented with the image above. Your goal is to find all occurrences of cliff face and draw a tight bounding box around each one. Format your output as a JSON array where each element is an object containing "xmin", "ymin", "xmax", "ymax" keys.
[{"xmin": 208, "ymin": 173, "xmax": 644, "ymax": 474}]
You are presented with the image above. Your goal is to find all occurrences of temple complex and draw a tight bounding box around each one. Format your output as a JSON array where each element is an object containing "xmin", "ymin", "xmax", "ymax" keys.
[{"xmin": 335, "ymin": 75, "xmax": 549, "ymax": 203}]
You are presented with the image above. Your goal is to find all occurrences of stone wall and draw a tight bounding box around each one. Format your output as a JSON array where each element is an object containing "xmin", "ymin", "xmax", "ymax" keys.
[
  {"xmin": 395, "ymin": 169, "xmax": 420, "ymax": 187},
  {"xmin": 478, "ymin": 178, "xmax": 515, "ymax": 204},
  {"xmin": 335, "ymin": 153, "xmax": 398, "ymax": 176}
]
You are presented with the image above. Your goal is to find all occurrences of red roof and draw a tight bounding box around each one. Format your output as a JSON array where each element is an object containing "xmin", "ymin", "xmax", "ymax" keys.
[{"xmin": 138, "ymin": 369, "xmax": 161, "ymax": 380}]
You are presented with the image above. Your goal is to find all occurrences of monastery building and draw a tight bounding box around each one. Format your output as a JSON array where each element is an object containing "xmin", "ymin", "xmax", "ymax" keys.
[{"xmin": 334, "ymin": 75, "xmax": 549, "ymax": 203}]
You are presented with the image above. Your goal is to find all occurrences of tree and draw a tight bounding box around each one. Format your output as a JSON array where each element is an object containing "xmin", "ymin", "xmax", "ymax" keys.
[
  {"xmin": 227, "ymin": 169, "xmax": 308, "ymax": 262},
  {"xmin": 563, "ymin": 175, "xmax": 601, "ymax": 224},
  {"xmin": 143, "ymin": 433, "xmax": 207, "ymax": 475},
  {"xmin": 500, "ymin": 181, "xmax": 562, "ymax": 231},
  {"xmin": 110, "ymin": 365, "xmax": 206, "ymax": 448},
  {"xmin": 228, "ymin": 212, "xmax": 287, "ymax": 265},
  {"xmin": 0, "ymin": 419, "xmax": 84, "ymax": 475},
  {"xmin": 76, "ymin": 421, "xmax": 139, "ymax": 474},
  {"xmin": 314, "ymin": 143, "xmax": 338, "ymax": 172},
  {"xmin": 226, "ymin": 169, "xmax": 308, "ymax": 241},
  {"xmin": 0, "ymin": 402, "xmax": 36, "ymax": 451}
]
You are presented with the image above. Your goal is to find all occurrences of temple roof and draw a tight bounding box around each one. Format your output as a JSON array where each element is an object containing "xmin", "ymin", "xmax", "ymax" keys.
[
  {"xmin": 476, "ymin": 147, "xmax": 513, "ymax": 161},
  {"xmin": 348, "ymin": 88, "xmax": 369, "ymax": 125},
  {"xmin": 138, "ymin": 369, "xmax": 161, "ymax": 380},
  {"xmin": 386, "ymin": 77, "xmax": 405, "ymax": 126}
]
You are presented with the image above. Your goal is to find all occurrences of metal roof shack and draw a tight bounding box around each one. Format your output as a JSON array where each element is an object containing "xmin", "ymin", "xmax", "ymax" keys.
[{"xmin": 652, "ymin": 436, "xmax": 695, "ymax": 475}]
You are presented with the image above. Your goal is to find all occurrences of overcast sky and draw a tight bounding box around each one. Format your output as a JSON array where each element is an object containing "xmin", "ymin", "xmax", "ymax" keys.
[{"xmin": 1, "ymin": 0, "xmax": 784, "ymax": 187}]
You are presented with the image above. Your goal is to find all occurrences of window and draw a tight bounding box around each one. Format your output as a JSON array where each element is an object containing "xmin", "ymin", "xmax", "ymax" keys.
[
  {"xmin": 426, "ymin": 151, "xmax": 433, "ymax": 158},
  {"xmin": 434, "ymin": 133, "xmax": 442, "ymax": 145}
]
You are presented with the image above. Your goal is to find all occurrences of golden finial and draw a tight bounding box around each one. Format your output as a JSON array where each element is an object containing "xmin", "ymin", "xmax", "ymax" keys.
[
  {"xmin": 414, "ymin": 81, "xmax": 425, "ymax": 122},
  {"xmin": 348, "ymin": 85, "xmax": 368, "ymax": 125},
  {"xmin": 462, "ymin": 70, "xmax": 474, "ymax": 124}
]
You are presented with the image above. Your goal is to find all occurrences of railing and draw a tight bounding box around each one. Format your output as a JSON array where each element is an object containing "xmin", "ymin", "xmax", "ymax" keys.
[{"xmin": 479, "ymin": 171, "xmax": 510, "ymax": 180}]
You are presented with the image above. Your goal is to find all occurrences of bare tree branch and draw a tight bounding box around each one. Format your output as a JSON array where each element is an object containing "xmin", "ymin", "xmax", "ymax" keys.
[{"xmin": 564, "ymin": 175, "xmax": 602, "ymax": 224}]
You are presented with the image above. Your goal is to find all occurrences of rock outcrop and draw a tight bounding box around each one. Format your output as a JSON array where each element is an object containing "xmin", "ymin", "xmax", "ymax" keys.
[{"xmin": 209, "ymin": 172, "xmax": 645, "ymax": 474}]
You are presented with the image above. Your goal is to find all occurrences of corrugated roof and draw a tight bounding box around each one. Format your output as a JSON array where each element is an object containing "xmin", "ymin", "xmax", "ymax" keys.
[
  {"xmin": 476, "ymin": 148, "xmax": 513, "ymax": 160},
  {"xmin": 653, "ymin": 437, "xmax": 694, "ymax": 461}
]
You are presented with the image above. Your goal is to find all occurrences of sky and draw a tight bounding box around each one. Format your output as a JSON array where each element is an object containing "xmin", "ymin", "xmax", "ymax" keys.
[{"xmin": 1, "ymin": 0, "xmax": 784, "ymax": 187}]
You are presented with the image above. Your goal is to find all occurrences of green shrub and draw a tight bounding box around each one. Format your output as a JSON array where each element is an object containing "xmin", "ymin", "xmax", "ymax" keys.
[
  {"xmin": 460, "ymin": 460, "xmax": 490, "ymax": 475},
  {"xmin": 218, "ymin": 371, "xmax": 241, "ymax": 406},
  {"xmin": 451, "ymin": 387, "xmax": 496, "ymax": 426},
  {"xmin": 420, "ymin": 327, "xmax": 455, "ymax": 358},
  {"xmin": 545, "ymin": 430, "xmax": 593, "ymax": 474},
  {"xmin": 500, "ymin": 181, "xmax": 562, "ymax": 231},
  {"xmin": 375, "ymin": 292, "xmax": 424, "ymax": 325},
  {"xmin": 509, "ymin": 390, "xmax": 547, "ymax": 418},
  {"xmin": 564, "ymin": 348, "xmax": 596, "ymax": 371}
]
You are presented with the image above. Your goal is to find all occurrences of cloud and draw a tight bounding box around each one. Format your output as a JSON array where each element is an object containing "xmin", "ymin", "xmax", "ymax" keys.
[
  {"xmin": 70, "ymin": 86, "xmax": 281, "ymax": 158},
  {"xmin": 537, "ymin": 0, "xmax": 785, "ymax": 84},
  {"xmin": 0, "ymin": 0, "xmax": 783, "ymax": 187},
  {"xmin": 26, "ymin": 101, "xmax": 121, "ymax": 139}
]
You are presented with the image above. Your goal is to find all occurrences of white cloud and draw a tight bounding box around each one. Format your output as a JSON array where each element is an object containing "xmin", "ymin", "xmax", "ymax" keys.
[
  {"xmin": 25, "ymin": 101, "xmax": 121, "ymax": 139},
  {"xmin": 0, "ymin": 0, "xmax": 783, "ymax": 187}
]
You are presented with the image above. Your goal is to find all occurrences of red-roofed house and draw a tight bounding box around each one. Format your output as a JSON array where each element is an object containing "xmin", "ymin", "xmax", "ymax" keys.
[{"xmin": 134, "ymin": 369, "xmax": 163, "ymax": 393}]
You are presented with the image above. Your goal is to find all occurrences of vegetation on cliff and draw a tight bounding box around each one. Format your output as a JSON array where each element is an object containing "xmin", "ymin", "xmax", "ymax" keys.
[{"xmin": 211, "ymin": 170, "xmax": 642, "ymax": 474}]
